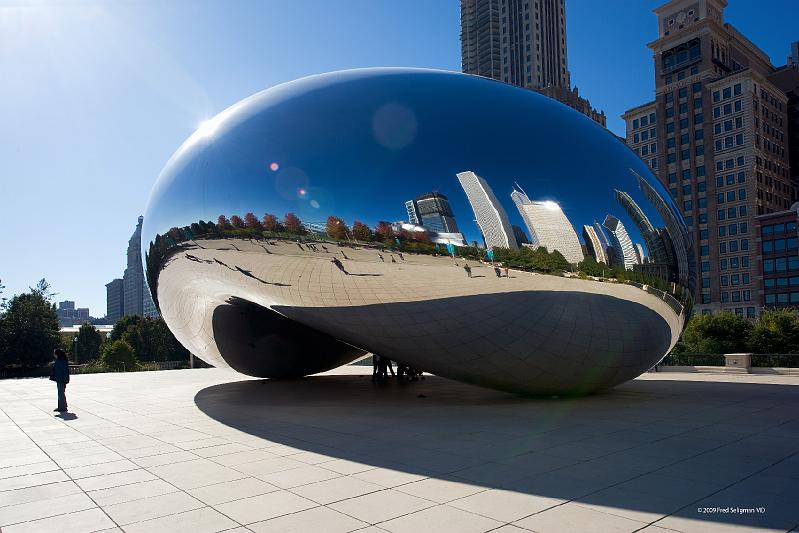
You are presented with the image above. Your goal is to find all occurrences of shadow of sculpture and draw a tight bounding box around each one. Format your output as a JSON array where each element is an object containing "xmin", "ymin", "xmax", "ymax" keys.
[{"xmin": 194, "ymin": 376, "xmax": 799, "ymax": 529}]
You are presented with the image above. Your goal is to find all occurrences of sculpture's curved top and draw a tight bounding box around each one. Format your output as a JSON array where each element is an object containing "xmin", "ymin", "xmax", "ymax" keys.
[{"xmin": 143, "ymin": 68, "xmax": 694, "ymax": 394}]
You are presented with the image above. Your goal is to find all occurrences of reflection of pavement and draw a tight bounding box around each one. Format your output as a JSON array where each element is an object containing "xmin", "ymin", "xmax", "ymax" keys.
[
  {"xmin": 0, "ymin": 368, "xmax": 796, "ymax": 532},
  {"xmin": 157, "ymin": 239, "xmax": 683, "ymax": 393}
]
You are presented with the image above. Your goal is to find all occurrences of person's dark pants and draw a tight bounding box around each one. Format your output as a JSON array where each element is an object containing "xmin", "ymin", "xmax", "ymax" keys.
[{"xmin": 57, "ymin": 382, "xmax": 67, "ymax": 411}]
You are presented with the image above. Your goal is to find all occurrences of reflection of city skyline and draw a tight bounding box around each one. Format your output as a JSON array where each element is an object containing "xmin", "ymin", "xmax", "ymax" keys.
[{"xmin": 390, "ymin": 169, "xmax": 681, "ymax": 274}]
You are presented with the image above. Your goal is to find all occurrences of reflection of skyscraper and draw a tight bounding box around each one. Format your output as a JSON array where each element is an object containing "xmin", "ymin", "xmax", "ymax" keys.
[
  {"xmin": 456, "ymin": 171, "xmax": 517, "ymax": 249},
  {"xmin": 513, "ymin": 194, "xmax": 583, "ymax": 264},
  {"xmin": 631, "ymin": 169, "xmax": 693, "ymax": 292},
  {"xmin": 405, "ymin": 200, "xmax": 420, "ymax": 225},
  {"xmin": 614, "ymin": 189, "xmax": 669, "ymax": 265},
  {"xmin": 512, "ymin": 225, "xmax": 529, "ymax": 246},
  {"xmin": 635, "ymin": 243, "xmax": 646, "ymax": 264},
  {"xmin": 123, "ymin": 216, "xmax": 158, "ymax": 318},
  {"xmin": 582, "ymin": 225, "xmax": 608, "ymax": 264},
  {"xmin": 603, "ymin": 215, "xmax": 638, "ymax": 270},
  {"xmin": 414, "ymin": 192, "xmax": 460, "ymax": 234}
]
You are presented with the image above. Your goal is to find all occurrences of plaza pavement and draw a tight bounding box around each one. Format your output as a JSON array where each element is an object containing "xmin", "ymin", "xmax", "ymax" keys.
[{"xmin": 0, "ymin": 367, "xmax": 797, "ymax": 533}]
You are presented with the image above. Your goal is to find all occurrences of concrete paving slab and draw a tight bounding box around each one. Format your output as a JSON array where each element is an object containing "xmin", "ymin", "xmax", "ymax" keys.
[{"xmin": 0, "ymin": 367, "xmax": 797, "ymax": 532}]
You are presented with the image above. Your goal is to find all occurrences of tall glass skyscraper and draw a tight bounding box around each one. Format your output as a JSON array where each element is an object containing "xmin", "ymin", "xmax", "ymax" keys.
[
  {"xmin": 122, "ymin": 216, "xmax": 158, "ymax": 318},
  {"xmin": 413, "ymin": 192, "xmax": 460, "ymax": 234}
]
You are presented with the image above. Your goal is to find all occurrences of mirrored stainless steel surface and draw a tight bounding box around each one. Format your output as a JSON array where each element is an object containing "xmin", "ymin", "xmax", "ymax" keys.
[{"xmin": 143, "ymin": 68, "xmax": 694, "ymax": 395}]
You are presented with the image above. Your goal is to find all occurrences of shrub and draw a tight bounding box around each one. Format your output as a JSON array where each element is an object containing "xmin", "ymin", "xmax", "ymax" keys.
[{"xmin": 100, "ymin": 339, "xmax": 140, "ymax": 372}]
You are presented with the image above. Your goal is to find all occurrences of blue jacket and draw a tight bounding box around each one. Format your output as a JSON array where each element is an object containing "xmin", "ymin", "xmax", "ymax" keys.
[{"xmin": 52, "ymin": 359, "xmax": 70, "ymax": 384}]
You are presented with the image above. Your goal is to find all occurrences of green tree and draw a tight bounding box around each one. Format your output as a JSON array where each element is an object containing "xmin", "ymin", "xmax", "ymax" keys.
[
  {"xmin": 748, "ymin": 309, "xmax": 799, "ymax": 353},
  {"xmin": 73, "ymin": 323, "xmax": 103, "ymax": 363},
  {"xmin": 681, "ymin": 312, "xmax": 752, "ymax": 353},
  {"xmin": 110, "ymin": 315, "xmax": 142, "ymax": 341},
  {"xmin": 134, "ymin": 317, "xmax": 189, "ymax": 362},
  {"xmin": 100, "ymin": 339, "xmax": 140, "ymax": 372},
  {"xmin": 352, "ymin": 221, "xmax": 372, "ymax": 242},
  {"xmin": 0, "ymin": 281, "xmax": 60, "ymax": 368}
]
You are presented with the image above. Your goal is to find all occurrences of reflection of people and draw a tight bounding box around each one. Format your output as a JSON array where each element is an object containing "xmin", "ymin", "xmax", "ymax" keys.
[
  {"xmin": 50, "ymin": 349, "xmax": 70, "ymax": 413},
  {"xmin": 331, "ymin": 257, "xmax": 349, "ymax": 275},
  {"xmin": 341, "ymin": 251, "xmax": 349, "ymax": 260},
  {"xmin": 464, "ymin": 264, "xmax": 472, "ymax": 278},
  {"xmin": 372, "ymin": 354, "xmax": 380, "ymax": 382}
]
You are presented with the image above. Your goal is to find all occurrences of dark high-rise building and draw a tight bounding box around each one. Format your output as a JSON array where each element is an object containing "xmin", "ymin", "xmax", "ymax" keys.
[
  {"xmin": 623, "ymin": 0, "xmax": 797, "ymax": 317},
  {"xmin": 414, "ymin": 192, "xmax": 460, "ymax": 234},
  {"xmin": 512, "ymin": 224, "xmax": 529, "ymax": 245},
  {"xmin": 105, "ymin": 278, "xmax": 124, "ymax": 324},
  {"xmin": 123, "ymin": 216, "xmax": 158, "ymax": 318},
  {"xmin": 460, "ymin": 0, "xmax": 605, "ymax": 126}
]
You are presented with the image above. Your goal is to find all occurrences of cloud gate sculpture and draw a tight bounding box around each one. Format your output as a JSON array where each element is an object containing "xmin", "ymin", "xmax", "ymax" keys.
[{"xmin": 143, "ymin": 68, "xmax": 694, "ymax": 395}]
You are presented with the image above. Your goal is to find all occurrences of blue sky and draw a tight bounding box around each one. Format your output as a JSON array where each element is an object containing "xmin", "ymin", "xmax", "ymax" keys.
[{"xmin": 1, "ymin": 0, "xmax": 797, "ymax": 315}]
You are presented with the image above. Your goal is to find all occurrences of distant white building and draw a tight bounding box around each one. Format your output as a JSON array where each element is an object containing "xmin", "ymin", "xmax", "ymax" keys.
[
  {"xmin": 512, "ymin": 189, "xmax": 583, "ymax": 263},
  {"xmin": 635, "ymin": 243, "xmax": 646, "ymax": 264},
  {"xmin": 457, "ymin": 171, "xmax": 517, "ymax": 250},
  {"xmin": 602, "ymin": 214, "xmax": 639, "ymax": 270},
  {"xmin": 582, "ymin": 225, "xmax": 608, "ymax": 264}
]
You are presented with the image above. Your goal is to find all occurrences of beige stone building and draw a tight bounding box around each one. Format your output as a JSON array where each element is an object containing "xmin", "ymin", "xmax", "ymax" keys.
[
  {"xmin": 460, "ymin": 0, "xmax": 605, "ymax": 126},
  {"xmin": 623, "ymin": 0, "xmax": 798, "ymax": 318}
]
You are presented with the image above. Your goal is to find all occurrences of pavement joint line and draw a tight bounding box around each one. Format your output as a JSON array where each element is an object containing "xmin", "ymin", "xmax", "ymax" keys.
[
  {"xmin": 0, "ymin": 400, "xmax": 122, "ymax": 531},
  {"xmin": 635, "ymin": 444, "xmax": 799, "ymax": 532},
  {"xmin": 8, "ymin": 387, "xmax": 252, "ymax": 530},
  {"xmin": 503, "ymin": 399, "xmax": 799, "ymax": 529}
]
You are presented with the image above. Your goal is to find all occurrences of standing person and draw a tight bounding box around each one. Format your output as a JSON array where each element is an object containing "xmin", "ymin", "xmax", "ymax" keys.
[
  {"xmin": 50, "ymin": 349, "xmax": 70, "ymax": 413},
  {"xmin": 398, "ymin": 252, "xmax": 404, "ymax": 261},
  {"xmin": 504, "ymin": 266, "xmax": 509, "ymax": 278},
  {"xmin": 494, "ymin": 266, "xmax": 502, "ymax": 278},
  {"xmin": 331, "ymin": 257, "xmax": 349, "ymax": 275},
  {"xmin": 377, "ymin": 355, "xmax": 387, "ymax": 381},
  {"xmin": 371, "ymin": 354, "xmax": 380, "ymax": 382},
  {"xmin": 390, "ymin": 255, "xmax": 396, "ymax": 263},
  {"xmin": 463, "ymin": 264, "xmax": 472, "ymax": 278},
  {"xmin": 378, "ymin": 253, "xmax": 385, "ymax": 262}
]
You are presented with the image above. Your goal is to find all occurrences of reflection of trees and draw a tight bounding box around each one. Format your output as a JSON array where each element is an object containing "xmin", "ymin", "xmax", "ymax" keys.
[
  {"xmin": 144, "ymin": 211, "xmax": 493, "ymax": 307},
  {"xmin": 494, "ymin": 247, "xmax": 570, "ymax": 274}
]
